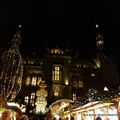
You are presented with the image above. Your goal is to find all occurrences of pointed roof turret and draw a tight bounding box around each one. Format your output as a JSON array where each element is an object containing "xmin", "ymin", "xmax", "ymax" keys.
[
  {"xmin": 11, "ymin": 25, "xmax": 22, "ymax": 49},
  {"xmin": 95, "ymin": 24, "xmax": 105, "ymax": 52}
]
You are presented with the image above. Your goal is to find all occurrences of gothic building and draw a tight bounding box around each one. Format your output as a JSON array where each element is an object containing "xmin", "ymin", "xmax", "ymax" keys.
[
  {"xmin": 16, "ymin": 33, "xmax": 119, "ymax": 115},
  {"xmin": 2, "ymin": 26, "xmax": 118, "ymax": 115}
]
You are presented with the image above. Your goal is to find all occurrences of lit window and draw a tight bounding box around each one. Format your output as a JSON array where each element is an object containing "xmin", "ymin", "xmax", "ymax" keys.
[
  {"xmin": 53, "ymin": 85, "xmax": 61, "ymax": 97},
  {"xmin": 91, "ymin": 73, "xmax": 95, "ymax": 77},
  {"xmin": 31, "ymin": 77, "xmax": 37, "ymax": 86},
  {"xmin": 52, "ymin": 66, "xmax": 61, "ymax": 81},
  {"xmin": 24, "ymin": 96, "xmax": 29, "ymax": 105},
  {"xmin": 78, "ymin": 81, "xmax": 83, "ymax": 88},
  {"xmin": 73, "ymin": 81, "xmax": 77, "ymax": 88},
  {"xmin": 73, "ymin": 93, "xmax": 76, "ymax": 100},
  {"xmin": 55, "ymin": 66, "xmax": 59, "ymax": 70},
  {"xmin": 26, "ymin": 77, "xmax": 31, "ymax": 85},
  {"xmin": 65, "ymin": 79, "xmax": 69, "ymax": 85},
  {"xmin": 37, "ymin": 77, "xmax": 42, "ymax": 85},
  {"xmin": 30, "ymin": 93, "xmax": 35, "ymax": 106},
  {"xmin": 54, "ymin": 91, "xmax": 59, "ymax": 96}
]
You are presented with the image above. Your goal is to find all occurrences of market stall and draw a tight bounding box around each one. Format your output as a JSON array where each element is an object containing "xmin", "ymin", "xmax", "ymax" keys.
[
  {"xmin": 62, "ymin": 88, "xmax": 120, "ymax": 120},
  {"xmin": 0, "ymin": 97, "xmax": 23, "ymax": 120},
  {"xmin": 70, "ymin": 101, "xmax": 118, "ymax": 120}
]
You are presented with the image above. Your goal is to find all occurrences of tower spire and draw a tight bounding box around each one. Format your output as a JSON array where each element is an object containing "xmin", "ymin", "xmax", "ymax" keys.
[
  {"xmin": 11, "ymin": 25, "xmax": 22, "ymax": 49},
  {"xmin": 95, "ymin": 24, "xmax": 105, "ymax": 52}
]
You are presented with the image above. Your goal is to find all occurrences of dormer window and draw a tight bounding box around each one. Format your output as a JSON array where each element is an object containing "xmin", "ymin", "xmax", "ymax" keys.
[{"xmin": 50, "ymin": 48, "xmax": 64, "ymax": 54}]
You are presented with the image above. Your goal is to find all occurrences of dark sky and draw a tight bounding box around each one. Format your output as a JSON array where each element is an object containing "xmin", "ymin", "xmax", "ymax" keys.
[{"xmin": 0, "ymin": 0, "xmax": 120, "ymax": 56}]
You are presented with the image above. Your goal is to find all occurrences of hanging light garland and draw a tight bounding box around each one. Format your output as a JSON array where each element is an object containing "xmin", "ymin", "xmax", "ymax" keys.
[
  {"xmin": 68, "ymin": 88, "xmax": 120, "ymax": 110},
  {"xmin": 0, "ymin": 25, "xmax": 23, "ymax": 101}
]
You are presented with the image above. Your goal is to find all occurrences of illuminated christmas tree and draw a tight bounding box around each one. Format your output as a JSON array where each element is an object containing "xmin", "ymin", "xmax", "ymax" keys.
[{"xmin": 0, "ymin": 25, "xmax": 23, "ymax": 101}]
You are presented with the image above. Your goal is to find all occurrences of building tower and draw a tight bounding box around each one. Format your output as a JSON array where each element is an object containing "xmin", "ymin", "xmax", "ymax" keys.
[
  {"xmin": 0, "ymin": 25, "xmax": 23, "ymax": 101},
  {"xmin": 95, "ymin": 24, "xmax": 105, "ymax": 68},
  {"xmin": 95, "ymin": 24, "xmax": 119, "ymax": 91},
  {"xmin": 95, "ymin": 24, "xmax": 105, "ymax": 52},
  {"xmin": 43, "ymin": 47, "xmax": 72, "ymax": 105}
]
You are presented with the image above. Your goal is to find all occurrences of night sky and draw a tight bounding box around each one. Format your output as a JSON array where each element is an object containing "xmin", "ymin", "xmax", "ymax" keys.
[{"xmin": 0, "ymin": 0, "xmax": 120, "ymax": 57}]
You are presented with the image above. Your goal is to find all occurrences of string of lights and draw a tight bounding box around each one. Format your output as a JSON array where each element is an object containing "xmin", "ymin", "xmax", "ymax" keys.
[
  {"xmin": 0, "ymin": 25, "xmax": 23, "ymax": 101},
  {"xmin": 69, "ymin": 88, "xmax": 120, "ymax": 110}
]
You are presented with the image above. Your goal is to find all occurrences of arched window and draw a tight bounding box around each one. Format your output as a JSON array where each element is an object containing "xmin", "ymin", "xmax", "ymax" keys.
[
  {"xmin": 78, "ymin": 81, "xmax": 83, "ymax": 88},
  {"xmin": 31, "ymin": 77, "xmax": 37, "ymax": 86},
  {"xmin": 30, "ymin": 93, "xmax": 35, "ymax": 106},
  {"xmin": 52, "ymin": 65, "xmax": 62, "ymax": 81}
]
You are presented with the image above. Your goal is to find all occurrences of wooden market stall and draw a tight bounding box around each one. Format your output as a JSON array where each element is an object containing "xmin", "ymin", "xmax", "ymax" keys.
[{"xmin": 63, "ymin": 101, "xmax": 119, "ymax": 120}]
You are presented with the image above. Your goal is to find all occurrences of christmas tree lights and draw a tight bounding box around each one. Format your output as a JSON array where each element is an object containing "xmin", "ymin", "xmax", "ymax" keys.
[{"xmin": 0, "ymin": 25, "xmax": 23, "ymax": 101}]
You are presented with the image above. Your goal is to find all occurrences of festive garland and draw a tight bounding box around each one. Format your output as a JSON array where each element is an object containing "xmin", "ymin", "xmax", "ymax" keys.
[{"xmin": 68, "ymin": 88, "xmax": 120, "ymax": 110}]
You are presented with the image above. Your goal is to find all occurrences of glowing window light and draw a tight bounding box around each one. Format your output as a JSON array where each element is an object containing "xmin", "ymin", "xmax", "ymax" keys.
[
  {"xmin": 37, "ymin": 77, "xmax": 42, "ymax": 85},
  {"xmin": 91, "ymin": 73, "xmax": 95, "ymax": 77},
  {"xmin": 65, "ymin": 79, "xmax": 69, "ymax": 85},
  {"xmin": 31, "ymin": 77, "xmax": 37, "ymax": 86},
  {"xmin": 24, "ymin": 96, "xmax": 29, "ymax": 105},
  {"xmin": 30, "ymin": 93, "xmax": 35, "ymax": 106},
  {"xmin": 52, "ymin": 66, "xmax": 61, "ymax": 81},
  {"xmin": 26, "ymin": 77, "xmax": 31, "ymax": 85},
  {"xmin": 54, "ymin": 91, "xmax": 59, "ymax": 96},
  {"xmin": 53, "ymin": 85, "xmax": 61, "ymax": 97}
]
